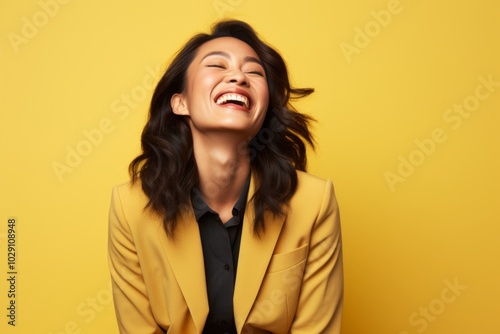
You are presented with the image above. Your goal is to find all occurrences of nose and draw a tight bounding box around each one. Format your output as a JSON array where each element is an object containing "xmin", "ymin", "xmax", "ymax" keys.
[{"xmin": 225, "ymin": 69, "xmax": 248, "ymax": 86}]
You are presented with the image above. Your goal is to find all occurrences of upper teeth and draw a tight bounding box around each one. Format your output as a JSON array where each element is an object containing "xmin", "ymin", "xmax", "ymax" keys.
[{"xmin": 216, "ymin": 93, "xmax": 249, "ymax": 109}]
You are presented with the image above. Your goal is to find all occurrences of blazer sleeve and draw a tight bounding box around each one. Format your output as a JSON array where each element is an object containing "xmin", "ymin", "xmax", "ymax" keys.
[
  {"xmin": 290, "ymin": 179, "xmax": 344, "ymax": 333},
  {"xmin": 108, "ymin": 185, "xmax": 164, "ymax": 334}
]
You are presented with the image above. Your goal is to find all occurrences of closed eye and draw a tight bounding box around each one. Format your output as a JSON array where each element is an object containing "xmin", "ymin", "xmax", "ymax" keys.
[
  {"xmin": 206, "ymin": 64, "xmax": 225, "ymax": 69},
  {"xmin": 246, "ymin": 70, "xmax": 265, "ymax": 77}
]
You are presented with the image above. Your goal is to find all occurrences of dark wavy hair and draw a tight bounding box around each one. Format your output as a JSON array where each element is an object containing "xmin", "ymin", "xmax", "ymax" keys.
[{"xmin": 130, "ymin": 20, "xmax": 315, "ymax": 237}]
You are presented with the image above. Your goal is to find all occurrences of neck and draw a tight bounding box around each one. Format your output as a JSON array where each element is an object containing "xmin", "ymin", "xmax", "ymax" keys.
[{"xmin": 192, "ymin": 131, "xmax": 251, "ymax": 215}]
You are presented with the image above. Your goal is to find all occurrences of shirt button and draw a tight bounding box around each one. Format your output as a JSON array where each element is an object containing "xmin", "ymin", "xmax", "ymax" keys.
[
  {"xmin": 232, "ymin": 208, "xmax": 238, "ymax": 216},
  {"xmin": 224, "ymin": 264, "xmax": 230, "ymax": 271}
]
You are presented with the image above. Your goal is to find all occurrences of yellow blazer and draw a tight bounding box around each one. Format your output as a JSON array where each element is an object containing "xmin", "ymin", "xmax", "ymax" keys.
[{"xmin": 108, "ymin": 171, "xmax": 343, "ymax": 333}]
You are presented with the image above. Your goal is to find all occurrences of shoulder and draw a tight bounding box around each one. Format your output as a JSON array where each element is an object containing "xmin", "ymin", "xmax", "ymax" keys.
[
  {"xmin": 291, "ymin": 170, "xmax": 338, "ymax": 213},
  {"xmin": 112, "ymin": 180, "xmax": 148, "ymax": 205},
  {"xmin": 296, "ymin": 170, "xmax": 330, "ymax": 189},
  {"xmin": 295, "ymin": 170, "xmax": 335, "ymax": 198},
  {"xmin": 110, "ymin": 179, "xmax": 155, "ymax": 224}
]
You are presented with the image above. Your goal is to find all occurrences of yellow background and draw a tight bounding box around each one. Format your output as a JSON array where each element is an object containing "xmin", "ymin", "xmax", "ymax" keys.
[{"xmin": 1, "ymin": 0, "xmax": 499, "ymax": 333}]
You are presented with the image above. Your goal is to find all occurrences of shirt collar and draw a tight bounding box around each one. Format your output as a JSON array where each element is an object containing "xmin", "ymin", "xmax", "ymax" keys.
[{"xmin": 191, "ymin": 173, "xmax": 251, "ymax": 221}]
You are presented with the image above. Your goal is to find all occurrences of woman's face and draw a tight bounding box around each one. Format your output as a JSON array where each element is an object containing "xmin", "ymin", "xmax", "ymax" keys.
[{"xmin": 171, "ymin": 37, "xmax": 269, "ymax": 139}]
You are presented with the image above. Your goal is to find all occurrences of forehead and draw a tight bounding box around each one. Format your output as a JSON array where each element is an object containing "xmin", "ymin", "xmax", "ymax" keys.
[{"xmin": 194, "ymin": 37, "xmax": 260, "ymax": 60}]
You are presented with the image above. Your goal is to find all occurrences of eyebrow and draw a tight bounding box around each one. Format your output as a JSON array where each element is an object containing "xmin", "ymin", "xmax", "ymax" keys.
[{"xmin": 200, "ymin": 51, "xmax": 263, "ymax": 66}]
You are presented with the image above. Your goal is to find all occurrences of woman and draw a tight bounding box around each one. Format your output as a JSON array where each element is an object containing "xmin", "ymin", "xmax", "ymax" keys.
[{"xmin": 108, "ymin": 19, "xmax": 343, "ymax": 334}]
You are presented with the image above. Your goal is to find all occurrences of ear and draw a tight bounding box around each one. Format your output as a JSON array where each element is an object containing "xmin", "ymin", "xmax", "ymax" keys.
[{"xmin": 171, "ymin": 93, "xmax": 189, "ymax": 115}]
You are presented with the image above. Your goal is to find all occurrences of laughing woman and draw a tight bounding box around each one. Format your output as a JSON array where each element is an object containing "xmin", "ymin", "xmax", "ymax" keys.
[{"xmin": 108, "ymin": 20, "xmax": 343, "ymax": 334}]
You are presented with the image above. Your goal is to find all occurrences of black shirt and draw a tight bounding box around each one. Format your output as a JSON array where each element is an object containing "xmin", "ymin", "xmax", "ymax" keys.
[{"xmin": 191, "ymin": 176, "xmax": 250, "ymax": 334}]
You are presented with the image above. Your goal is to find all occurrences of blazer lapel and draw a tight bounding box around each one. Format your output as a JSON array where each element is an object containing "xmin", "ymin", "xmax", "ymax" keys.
[
  {"xmin": 158, "ymin": 210, "xmax": 208, "ymax": 333},
  {"xmin": 233, "ymin": 175, "xmax": 286, "ymax": 332}
]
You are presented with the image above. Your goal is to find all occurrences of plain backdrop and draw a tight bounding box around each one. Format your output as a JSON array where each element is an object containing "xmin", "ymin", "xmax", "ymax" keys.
[{"xmin": 1, "ymin": 0, "xmax": 499, "ymax": 333}]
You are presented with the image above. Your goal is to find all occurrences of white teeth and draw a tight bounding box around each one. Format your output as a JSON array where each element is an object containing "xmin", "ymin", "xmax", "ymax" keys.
[{"xmin": 216, "ymin": 93, "xmax": 249, "ymax": 109}]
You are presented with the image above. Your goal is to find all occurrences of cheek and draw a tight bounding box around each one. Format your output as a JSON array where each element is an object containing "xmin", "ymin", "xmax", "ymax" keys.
[
  {"xmin": 256, "ymin": 85, "xmax": 270, "ymax": 120},
  {"xmin": 200, "ymin": 74, "xmax": 219, "ymax": 89},
  {"xmin": 259, "ymin": 84, "xmax": 270, "ymax": 108},
  {"xmin": 263, "ymin": 89, "xmax": 270, "ymax": 106},
  {"xmin": 187, "ymin": 72, "xmax": 219, "ymax": 101}
]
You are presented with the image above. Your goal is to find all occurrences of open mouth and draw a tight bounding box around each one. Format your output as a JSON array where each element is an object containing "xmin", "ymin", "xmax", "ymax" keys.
[{"xmin": 215, "ymin": 93, "xmax": 251, "ymax": 110}]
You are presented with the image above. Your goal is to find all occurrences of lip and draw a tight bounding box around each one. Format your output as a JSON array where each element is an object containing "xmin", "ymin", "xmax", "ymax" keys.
[{"xmin": 214, "ymin": 87, "xmax": 253, "ymax": 111}]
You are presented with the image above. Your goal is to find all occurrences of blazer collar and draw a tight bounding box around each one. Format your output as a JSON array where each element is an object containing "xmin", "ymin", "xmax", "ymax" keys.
[
  {"xmin": 158, "ymin": 172, "xmax": 285, "ymax": 333},
  {"xmin": 158, "ymin": 209, "xmax": 209, "ymax": 333},
  {"xmin": 233, "ymin": 173, "xmax": 286, "ymax": 332}
]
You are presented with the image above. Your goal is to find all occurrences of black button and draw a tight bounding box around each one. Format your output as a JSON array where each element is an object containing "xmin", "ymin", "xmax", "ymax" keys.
[
  {"xmin": 221, "ymin": 320, "xmax": 228, "ymax": 326},
  {"xmin": 224, "ymin": 264, "xmax": 230, "ymax": 271},
  {"xmin": 232, "ymin": 208, "xmax": 238, "ymax": 216}
]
